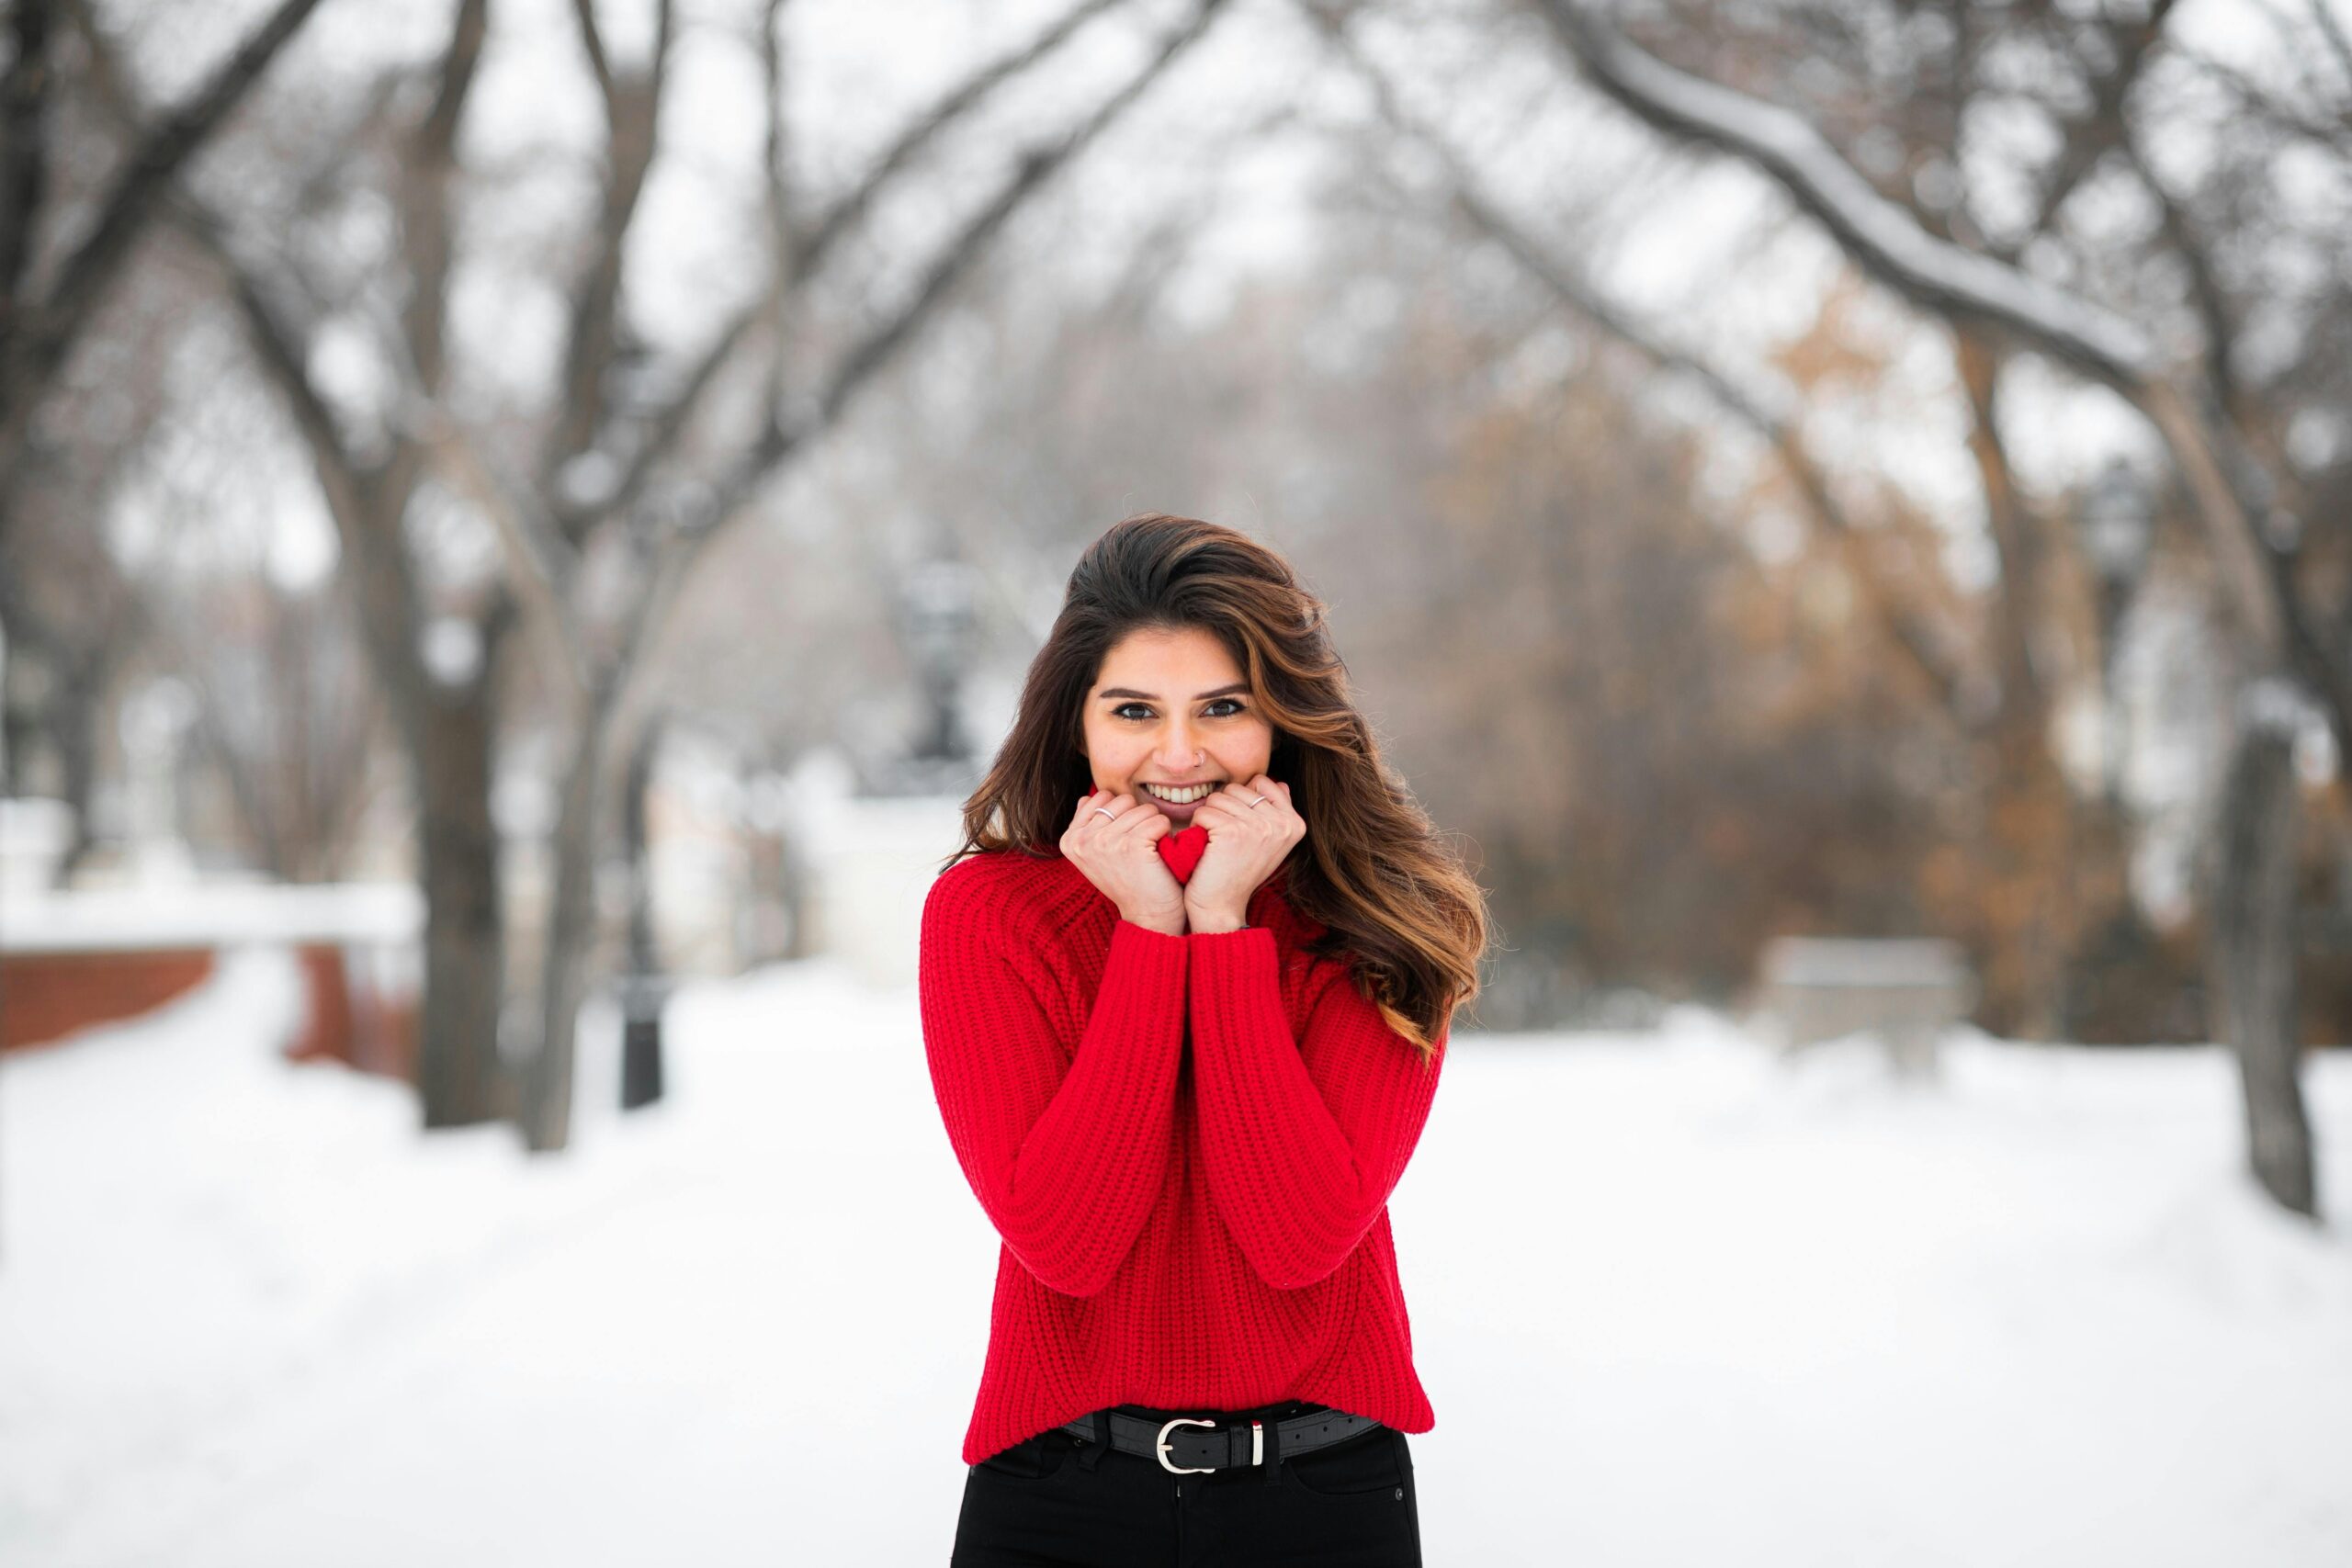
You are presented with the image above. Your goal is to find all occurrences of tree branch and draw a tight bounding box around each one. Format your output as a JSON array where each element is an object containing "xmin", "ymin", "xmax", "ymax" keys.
[
  {"xmin": 1532, "ymin": 1, "xmax": 2306, "ymax": 671},
  {"xmin": 2174, "ymin": 43, "xmax": 2352, "ymax": 155},
  {"xmin": 0, "ymin": 0, "xmax": 332, "ymax": 504},
  {"xmin": 27, "ymin": 0, "xmax": 330, "ymax": 370},
  {"xmin": 2312, "ymin": 0, "xmax": 2352, "ymax": 97},
  {"xmin": 570, "ymin": 0, "xmax": 617, "ymax": 109},
  {"xmin": 65, "ymin": 2, "xmax": 372, "ymax": 539},
  {"xmin": 761, "ymin": 0, "xmax": 793, "ymax": 409},
  {"xmin": 396, "ymin": 0, "xmax": 489, "ymax": 412},
  {"xmin": 547, "ymin": 0, "xmax": 677, "ymax": 500},
  {"xmin": 682, "ymin": 0, "xmax": 1230, "ymax": 559},
  {"xmin": 1535, "ymin": 0, "xmax": 2157, "ymax": 388},
  {"xmin": 2115, "ymin": 122, "xmax": 2240, "ymax": 421},
  {"xmin": 570, "ymin": 0, "xmax": 1116, "ymax": 534},
  {"xmin": 423, "ymin": 412, "xmax": 593, "ymax": 702},
  {"xmin": 824, "ymin": 2, "xmax": 1225, "ymax": 438},
  {"xmin": 0, "ymin": 0, "xmax": 54, "ymax": 313},
  {"xmin": 1306, "ymin": 1, "xmax": 1969, "ymax": 719},
  {"xmin": 2007, "ymin": 0, "xmax": 2177, "ymax": 248},
  {"xmin": 793, "ymin": 0, "xmax": 1128, "ymax": 281},
  {"xmin": 164, "ymin": 196, "xmax": 371, "ymax": 536}
]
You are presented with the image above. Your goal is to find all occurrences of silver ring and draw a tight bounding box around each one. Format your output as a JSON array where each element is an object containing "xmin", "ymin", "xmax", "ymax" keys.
[
  {"xmin": 1242, "ymin": 792, "xmax": 1267, "ymax": 807},
  {"xmin": 1092, "ymin": 807, "xmax": 1117, "ymax": 820}
]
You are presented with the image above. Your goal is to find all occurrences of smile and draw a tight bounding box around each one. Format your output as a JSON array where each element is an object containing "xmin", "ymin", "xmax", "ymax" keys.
[{"xmin": 1141, "ymin": 782, "xmax": 1218, "ymax": 804}]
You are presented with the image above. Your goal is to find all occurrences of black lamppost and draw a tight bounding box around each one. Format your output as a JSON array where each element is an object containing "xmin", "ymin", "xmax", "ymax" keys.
[
  {"xmin": 619, "ymin": 715, "xmax": 667, "ymax": 1111},
  {"xmin": 2075, "ymin": 457, "xmax": 2153, "ymax": 803},
  {"xmin": 897, "ymin": 558, "xmax": 979, "ymax": 785}
]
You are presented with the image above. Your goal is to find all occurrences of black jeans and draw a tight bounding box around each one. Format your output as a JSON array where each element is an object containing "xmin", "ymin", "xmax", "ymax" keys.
[{"xmin": 951, "ymin": 1400, "xmax": 1422, "ymax": 1567}]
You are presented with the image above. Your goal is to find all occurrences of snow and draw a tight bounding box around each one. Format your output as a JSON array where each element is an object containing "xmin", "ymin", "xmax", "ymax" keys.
[
  {"xmin": 0, "ymin": 883, "xmax": 422, "ymax": 954},
  {"xmin": 3, "ymin": 947, "xmax": 2349, "ymax": 1565}
]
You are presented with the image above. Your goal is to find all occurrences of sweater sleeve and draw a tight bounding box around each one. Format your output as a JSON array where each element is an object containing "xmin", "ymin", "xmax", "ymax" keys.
[
  {"xmin": 1186, "ymin": 927, "xmax": 1445, "ymax": 1291},
  {"xmin": 919, "ymin": 866, "xmax": 1189, "ymax": 1298}
]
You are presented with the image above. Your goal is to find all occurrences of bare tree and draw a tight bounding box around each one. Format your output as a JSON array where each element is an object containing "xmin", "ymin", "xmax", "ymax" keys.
[
  {"xmin": 135, "ymin": 383, "xmax": 386, "ymax": 882},
  {"xmin": 1299, "ymin": 4, "xmax": 1970, "ymax": 722},
  {"xmin": 0, "ymin": 0, "xmax": 329, "ymax": 864},
  {"xmin": 67, "ymin": 0, "xmax": 522, "ymax": 1128},
  {"xmin": 1302, "ymin": 0, "xmax": 2184, "ymax": 1044},
  {"xmin": 85, "ymin": 0, "xmax": 1230, "ymax": 1146},
  {"xmin": 0, "ymin": 0, "xmax": 328, "ymax": 513},
  {"xmin": 1528, "ymin": 0, "xmax": 2335, "ymax": 1214},
  {"xmin": 459, "ymin": 0, "xmax": 1237, "ymax": 1153}
]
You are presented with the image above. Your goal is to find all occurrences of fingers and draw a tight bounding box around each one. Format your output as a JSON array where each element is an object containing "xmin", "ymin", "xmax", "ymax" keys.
[
  {"xmin": 1065, "ymin": 787, "xmax": 1131, "ymax": 855},
  {"xmin": 1205, "ymin": 776, "xmax": 1283, "ymax": 815},
  {"xmin": 1106, "ymin": 794, "xmax": 1169, "ymax": 841},
  {"xmin": 1073, "ymin": 788, "xmax": 1141, "ymax": 824},
  {"xmin": 1069, "ymin": 790, "xmax": 1163, "ymax": 843},
  {"xmin": 1196, "ymin": 775, "xmax": 1300, "ymax": 843}
]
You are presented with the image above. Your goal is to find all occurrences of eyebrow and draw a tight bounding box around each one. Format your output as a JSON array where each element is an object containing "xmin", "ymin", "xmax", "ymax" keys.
[{"xmin": 1096, "ymin": 683, "xmax": 1250, "ymax": 702}]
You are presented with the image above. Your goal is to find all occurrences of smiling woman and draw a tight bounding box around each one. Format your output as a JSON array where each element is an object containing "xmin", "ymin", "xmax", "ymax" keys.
[
  {"xmin": 1085, "ymin": 637, "xmax": 1269, "ymax": 829},
  {"xmin": 921, "ymin": 513, "xmax": 1489, "ymax": 1567}
]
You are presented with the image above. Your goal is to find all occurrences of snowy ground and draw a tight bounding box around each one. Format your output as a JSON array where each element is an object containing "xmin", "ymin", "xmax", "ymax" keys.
[{"xmin": 3, "ymin": 946, "xmax": 2349, "ymax": 1567}]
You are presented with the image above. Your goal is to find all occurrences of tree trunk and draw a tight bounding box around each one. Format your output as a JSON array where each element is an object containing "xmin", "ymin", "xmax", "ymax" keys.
[
  {"xmin": 779, "ymin": 821, "xmax": 818, "ymax": 961},
  {"xmin": 414, "ymin": 690, "xmax": 507, "ymax": 1128},
  {"xmin": 49, "ymin": 653, "xmax": 101, "ymax": 883},
  {"xmin": 2209, "ymin": 680, "xmax": 2316, "ymax": 1216},
  {"xmin": 0, "ymin": 619, "xmax": 109, "ymax": 882},
  {"xmin": 518, "ymin": 698, "xmax": 614, "ymax": 1153},
  {"xmin": 623, "ymin": 713, "xmax": 662, "ymax": 977}
]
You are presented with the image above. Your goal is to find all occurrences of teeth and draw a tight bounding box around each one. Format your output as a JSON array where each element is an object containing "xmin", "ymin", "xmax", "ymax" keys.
[{"xmin": 1143, "ymin": 782, "xmax": 1213, "ymax": 804}]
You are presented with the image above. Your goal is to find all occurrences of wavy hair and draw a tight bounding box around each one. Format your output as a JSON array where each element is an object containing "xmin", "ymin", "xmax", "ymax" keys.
[{"xmin": 941, "ymin": 513, "xmax": 1488, "ymax": 1064}]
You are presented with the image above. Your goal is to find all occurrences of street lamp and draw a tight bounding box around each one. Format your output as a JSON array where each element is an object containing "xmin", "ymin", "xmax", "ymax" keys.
[
  {"xmin": 899, "ymin": 558, "xmax": 979, "ymax": 773},
  {"xmin": 619, "ymin": 716, "xmax": 668, "ymax": 1112}
]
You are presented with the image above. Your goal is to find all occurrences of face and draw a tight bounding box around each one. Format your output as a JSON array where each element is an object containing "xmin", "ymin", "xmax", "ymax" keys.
[{"xmin": 1081, "ymin": 625, "xmax": 1277, "ymax": 825}]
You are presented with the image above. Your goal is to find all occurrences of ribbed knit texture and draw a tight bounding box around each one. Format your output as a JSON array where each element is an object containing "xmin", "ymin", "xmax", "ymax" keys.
[{"xmin": 919, "ymin": 849, "xmax": 1445, "ymax": 1465}]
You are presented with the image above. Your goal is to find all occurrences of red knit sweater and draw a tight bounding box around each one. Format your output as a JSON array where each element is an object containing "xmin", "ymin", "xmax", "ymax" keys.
[{"xmin": 919, "ymin": 848, "xmax": 1446, "ymax": 1465}]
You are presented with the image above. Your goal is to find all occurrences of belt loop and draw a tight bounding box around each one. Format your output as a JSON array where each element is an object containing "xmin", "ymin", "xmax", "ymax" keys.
[
  {"xmin": 1076, "ymin": 1408, "xmax": 1110, "ymax": 1472},
  {"xmin": 1261, "ymin": 1408, "xmax": 1284, "ymax": 1486}
]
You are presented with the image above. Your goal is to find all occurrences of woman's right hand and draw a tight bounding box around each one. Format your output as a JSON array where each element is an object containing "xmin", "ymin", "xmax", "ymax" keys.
[{"xmin": 1061, "ymin": 788, "xmax": 1185, "ymax": 936}]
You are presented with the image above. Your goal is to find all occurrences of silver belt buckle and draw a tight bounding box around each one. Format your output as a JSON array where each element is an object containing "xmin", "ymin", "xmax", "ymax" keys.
[{"xmin": 1156, "ymin": 1416, "xmax": 1216, "ymax": 1474}]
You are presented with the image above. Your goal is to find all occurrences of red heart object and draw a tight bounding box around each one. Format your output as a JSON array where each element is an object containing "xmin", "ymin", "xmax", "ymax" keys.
[{"xmin": 1157, "ymin": 823, "xmax": 1209, "ymax": 886}]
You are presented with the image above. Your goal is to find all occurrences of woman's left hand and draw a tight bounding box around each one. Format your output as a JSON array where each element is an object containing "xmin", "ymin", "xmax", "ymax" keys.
[{"xmin": 1184, "ymin": 773, "xmax": 1305, "ymax": 933}]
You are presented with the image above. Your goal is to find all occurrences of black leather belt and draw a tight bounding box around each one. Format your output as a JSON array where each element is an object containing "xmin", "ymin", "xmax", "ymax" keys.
[{"xmin": 1060, "ymin": 1401, "xmax": 1385, "ymax": 1475}]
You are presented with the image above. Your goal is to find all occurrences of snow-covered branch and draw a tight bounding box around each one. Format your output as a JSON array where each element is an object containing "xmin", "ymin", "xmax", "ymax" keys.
[
  {"xmin": 1533, "ymin": 0, "xmax": 2157, "ymax": 391},
  {"xmin": 1532, "ymin": 1, "xmax": 2305, "ymax": 680},
  {"xmin": 1301, "ymin": 1, "xmax": 1967, "ymax": 717}
]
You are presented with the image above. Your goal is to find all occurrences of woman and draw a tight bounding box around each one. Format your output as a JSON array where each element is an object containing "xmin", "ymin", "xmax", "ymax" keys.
[{"xmin": 920, "ymin": 513, "xmax": 1488, "ymax": 1567}]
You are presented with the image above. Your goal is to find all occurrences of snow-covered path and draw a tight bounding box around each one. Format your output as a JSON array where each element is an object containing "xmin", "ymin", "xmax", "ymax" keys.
[{"xmin": 3, "ymin": 945, "xmax": 2348, "ymax": 1566}]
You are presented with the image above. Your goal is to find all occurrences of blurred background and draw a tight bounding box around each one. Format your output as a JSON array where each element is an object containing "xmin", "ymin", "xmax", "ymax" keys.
[{"xmin": 2, "ymin": 0, "xmax": 2349, "ymax": 1562}]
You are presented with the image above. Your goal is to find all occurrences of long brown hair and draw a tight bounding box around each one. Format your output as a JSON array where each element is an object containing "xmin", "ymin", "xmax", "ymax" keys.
[{"xmin": 941, "ymin": 513, "xmax": 1488, "ymax": 1063}]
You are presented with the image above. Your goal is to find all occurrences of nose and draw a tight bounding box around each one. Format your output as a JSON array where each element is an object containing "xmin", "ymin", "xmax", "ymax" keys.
[{"xmin": 1156, "ymin": 716, "xmax": 1204, "ymax": 770}]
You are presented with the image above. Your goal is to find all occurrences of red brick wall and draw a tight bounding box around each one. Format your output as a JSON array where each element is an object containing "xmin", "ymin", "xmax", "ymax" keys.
[
  {"xmin": 1, "ymin": 950, "xmax": 217, "ymax": 1052},
  {"xmin": 284, "ymin": 943, "xmax": 419, "ymax": 1083}
]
